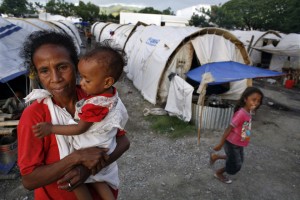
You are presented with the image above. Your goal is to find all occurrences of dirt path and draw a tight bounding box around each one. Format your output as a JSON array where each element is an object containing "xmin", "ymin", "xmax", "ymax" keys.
[{"xmin": 1, "ymin": 76, "xmax": 299, "ymax": 200}]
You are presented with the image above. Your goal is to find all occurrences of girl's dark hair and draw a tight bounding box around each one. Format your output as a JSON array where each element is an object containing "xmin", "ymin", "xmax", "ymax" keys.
[
  {"xmin": 234, "ymin": 86, "xmax": 264, "ymax": 113},
  {"xmin": 82, "ymin": 40, "xmax": 127, "ymax": 83},
  {"xmin": 20, "ymin": 30, "xmax": 78, "ymax": 77}
]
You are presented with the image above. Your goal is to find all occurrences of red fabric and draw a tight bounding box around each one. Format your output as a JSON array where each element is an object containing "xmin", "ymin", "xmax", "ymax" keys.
[
  {"xmin": 17, "ymin": 86, "xmax": 119, "ymax": 200},
  {"xmin": 78, "ymin": 104, "xmax": 109, "ymax": 122},
  {"xmin": 117, "ymin": 129, "xmax": 126, "ymax": 136},
  {"xmin": 78, "ymin": 87, "xmax": 117, "ymax": 122}
]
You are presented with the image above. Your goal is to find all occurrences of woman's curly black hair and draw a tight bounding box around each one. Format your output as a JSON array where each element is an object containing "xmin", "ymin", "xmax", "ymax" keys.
[
  {"xmin": 82, "ymin": 39, "xmax": 128, "ymax": 83},
  {"xmin": 20, "ymin": 30, "xmax": 78, "ymax": 77}
]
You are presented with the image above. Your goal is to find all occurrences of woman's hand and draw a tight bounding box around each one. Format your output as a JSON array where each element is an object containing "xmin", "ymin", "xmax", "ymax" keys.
[
  {"xmin": 73, "ymin": 147, "xmax": 109, "ymax": 174},
  {"xmin": 57, "ymin": 165, "xmax": 89, "ymax": 191},
  {"xmin": 58, "ymin": 147, "xmax": 109, "ymax": 191}
]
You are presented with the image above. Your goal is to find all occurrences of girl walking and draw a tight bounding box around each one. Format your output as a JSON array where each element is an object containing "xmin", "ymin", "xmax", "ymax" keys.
[{"xmin": 210, "ymin": 87, "xmax": 264, "ymax": 183}]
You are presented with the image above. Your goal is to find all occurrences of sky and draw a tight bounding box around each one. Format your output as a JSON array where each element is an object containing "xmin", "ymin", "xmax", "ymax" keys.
[{"xmin": 30, "ymin": 0, "xmax": 229, "ymax": 11}]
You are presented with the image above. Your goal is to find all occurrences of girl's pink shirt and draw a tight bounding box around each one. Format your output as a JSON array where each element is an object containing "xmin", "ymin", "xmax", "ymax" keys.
[{"xmin": 226, "ymin": 108, "xmax": 252, "ymax": 147}]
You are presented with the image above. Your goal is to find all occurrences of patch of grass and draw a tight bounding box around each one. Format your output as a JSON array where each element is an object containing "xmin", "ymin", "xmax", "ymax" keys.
[{"xmin": 145, "ymin": 115, "xmax": 196, "ymax": 138}]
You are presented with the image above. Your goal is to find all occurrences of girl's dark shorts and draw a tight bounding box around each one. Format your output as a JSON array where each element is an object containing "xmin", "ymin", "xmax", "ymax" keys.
[{"xmin": 224, "ymin": 140, "xmax": 244, "ymax": 175}]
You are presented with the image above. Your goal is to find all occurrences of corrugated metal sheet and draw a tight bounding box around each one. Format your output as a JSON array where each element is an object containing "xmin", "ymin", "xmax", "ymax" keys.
[{"xmin": 191, "ymin": 103, "xmax": 234, "ymax": 130}]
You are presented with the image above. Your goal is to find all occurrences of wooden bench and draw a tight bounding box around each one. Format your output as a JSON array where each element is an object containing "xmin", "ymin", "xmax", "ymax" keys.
[
  {"xmin": 0, "ymin": 120, "xmax": 19, "ymax": 127},
  {"xmin": 0, "ymin": 128, "xmax": 15, "ymax": 136}
]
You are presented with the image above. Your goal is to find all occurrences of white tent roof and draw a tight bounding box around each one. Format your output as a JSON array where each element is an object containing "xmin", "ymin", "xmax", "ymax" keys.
[
  {"xmin": 49, "ymin": 20, "xmax": 82, "ymax": 51},
  {"xmin": 265, "ymin": 33, "xmax": 300, "ymax": 71},
  {"xmin": 0, "ymin": 17, "xmax": 82, "ymax": 83},
  {"xmin": 231, "ymin": 30, "xmax": 284, "ymax": 65},
  {"xmin": 92, "ymin": 22, "xmax": 251, "ymax": 104},
  {"xmin": 254, "ymin": 33, "xmax": 300, "ymax": 57},
  {"xmin": 0, "ymin": 17, "xmax": 29, "ymax": 83}
]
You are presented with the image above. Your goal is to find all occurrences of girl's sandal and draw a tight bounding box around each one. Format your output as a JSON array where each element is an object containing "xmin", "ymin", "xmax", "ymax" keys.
[{"xmin": 214, "ymin": 173, "xmax": 232, "ymax": 184}]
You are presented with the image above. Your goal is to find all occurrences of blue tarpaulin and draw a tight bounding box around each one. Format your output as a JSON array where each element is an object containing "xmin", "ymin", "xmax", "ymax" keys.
[
  {"xmin": 186, "ymin": 61, "xmax": 284, "ymax": 85},
  {"xmin": 0, "ymin": 17, "xmax": 28, "ymax": 83}
]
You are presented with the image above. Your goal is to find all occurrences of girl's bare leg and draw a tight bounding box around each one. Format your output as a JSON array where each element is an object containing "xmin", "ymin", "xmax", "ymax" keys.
[
  {"xmin": 214, "ymin": 167, "xmax": 232, "ymax": 184},
  {"xmin": 210, "ymin": 153, "xmax": 226, "ymax": 165}
]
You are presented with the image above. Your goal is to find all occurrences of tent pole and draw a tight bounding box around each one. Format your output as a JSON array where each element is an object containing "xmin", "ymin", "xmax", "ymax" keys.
[
  {"xmin": 197, "ymin": 84, "xmax": 207, "ymax": 145},
  {"xmin": 248, "ymin": 35, "xmax": 255, "ymax": 55}
]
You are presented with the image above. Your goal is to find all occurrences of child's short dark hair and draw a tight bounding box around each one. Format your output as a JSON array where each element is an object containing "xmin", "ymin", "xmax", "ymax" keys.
[
  {"xmin": 234, "ymin": 86, "xmax": 264, "ymax": 113},
  {"xmin": 82, "ymin": 40, "xmax": 127, "ymax": 82}
]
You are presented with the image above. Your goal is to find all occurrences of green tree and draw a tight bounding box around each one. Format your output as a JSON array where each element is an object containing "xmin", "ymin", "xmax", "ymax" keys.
[
  {"xmin": 189, "ymin": 14, "xmax": 210, "ymax": 27},
  {"xmin": 26, "ymin": 2, "xmax": 37, "ymax": 14},
  {"xmin": 209, "ymin": 5, "xmax": 239, "ymax": 29},
  {"xmin": 188, "ymin": 7, "xmax": 212, "ymax": 27},
  {"xmin": 209, "ymin": 0, "xmax": 299, "ymax": 33},
  {"xmin": 34, "ymin": 2, "xmax": 44, "ymax": 10},
  {"xmin": 0, "ymin": 0, "xmax": 28, "ymax": 16},
  {"xmin": 45, "ymin": 0, "xmax": 75, "ymax": 17},
  {"xmin": 138, "ymin": 7, "xmax": 162, "ymax": 14},
  {"xmin": 281, "ymin": 0, "xmax": 300, "ymax": 33},
  {"xmin": 162, "ymin": 7, "xmax": 174, "ymax": 15},
  {"xmin": 45, "ymin": 0, "xmax": 60, "ymax": 15},
  {"xmin": 74, "ymin": 1, "xmax": 99, "ymax": 22}
]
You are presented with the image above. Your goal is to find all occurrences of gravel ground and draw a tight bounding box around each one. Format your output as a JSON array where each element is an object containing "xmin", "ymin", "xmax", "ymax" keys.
[
  {"xmin": 116, "ymin": 77, "xmax": 300, "ymax": 200},
  {"xmin": 1, "ymin": 59, "xmax": 299, "ymax": 199}
]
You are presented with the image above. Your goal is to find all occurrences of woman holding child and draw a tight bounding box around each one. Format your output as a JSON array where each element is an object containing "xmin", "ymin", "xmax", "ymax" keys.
[{"xmin": 17, "ymin": 30, "xmax": 130, "ymax": 199}]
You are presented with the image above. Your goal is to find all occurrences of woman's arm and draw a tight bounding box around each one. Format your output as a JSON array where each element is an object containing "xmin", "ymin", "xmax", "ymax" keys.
[
  {"xmin": 57, "ymin": 134, "xmax": 130, "ymax": 191},
  {"xmin": 104, "ymin": 134, "xmax": 130, "ymax": 167},
  {"xmin": 21, "ymin": 147, "xmax": 108, "ymax": 190}
]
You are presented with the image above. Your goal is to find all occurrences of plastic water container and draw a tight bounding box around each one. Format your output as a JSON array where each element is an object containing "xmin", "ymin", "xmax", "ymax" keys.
[{"xmin": 285, "ymin": 80, "xmax": 294, "ymax": 89}]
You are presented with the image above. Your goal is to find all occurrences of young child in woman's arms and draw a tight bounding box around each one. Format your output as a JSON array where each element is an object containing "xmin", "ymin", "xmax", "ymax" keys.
[{"xmin": 210, "ymin": 87, "xmax": 263, "ymax": 184}]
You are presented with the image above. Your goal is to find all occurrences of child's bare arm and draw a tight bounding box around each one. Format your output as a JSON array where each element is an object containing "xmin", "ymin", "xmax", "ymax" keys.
[
  {"xmin": 32, "ymin": 122, "xmax": 53, "ymax": 138},
  {"xmin": 213, "ymin": 125, "xmax": 233, "ymax": 151},
  {"xmin": 33, "ymin": 120, "xmax": 93, "ymax": 138}
]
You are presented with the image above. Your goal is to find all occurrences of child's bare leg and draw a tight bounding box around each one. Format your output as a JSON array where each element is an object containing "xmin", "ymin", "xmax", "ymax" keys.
[
  {"xmin": 73, "ymin": 184, "xmax": 93, "ymax": 200},
  {"xmin": 210, "ymin": 153, "xmax": 226, "ymax": 165},
  {"xmin": 91, "ymin": 182, "xmax": 115, "ymax": 200},
  {"xmin": 215, "ymin": 167, "xmax": 226, "ymax": 177},
  {"xmin": 214, "ymin": 167, "xmax": 232, "ymax": 184}
]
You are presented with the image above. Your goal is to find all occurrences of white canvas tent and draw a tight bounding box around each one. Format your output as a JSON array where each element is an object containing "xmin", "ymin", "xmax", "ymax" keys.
[
  {"xmin": 92, "ymin": 22, "xmax": 251, "ymax": 106},
  {"xmin": 231, "ymin": 30, "xmax": 284, "ymax": 66},
  {"xmin": 0, "ymin": 17, "xmax": 82, "ymax": 98},
  {"xmin": 253, "ymin": 33, "xmax": 300, "ymax": 71},
  {"xmin": 0, "ymin": 17, "xmax": 29, "ymax": 83},
  {"xmin": 5, "ymin": 18, "xmax": 82, "ymax": 53}
]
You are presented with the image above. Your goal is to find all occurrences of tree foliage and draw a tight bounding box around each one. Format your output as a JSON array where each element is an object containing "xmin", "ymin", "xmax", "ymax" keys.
[
  {"xmin": 74, "ymin": 1, "xmax": 100, "ymax": 22},
  {"xmin": 162, "ymin": 7, "xmax": 175, "ymax": 15},
  {"xmin": 189, "ymin": 14, "xmax": 210, "ymax": 27},
  {"xmin": 44, "ymin": 0, "xmax": 99, "ymax": 22},
  {"xmin": 45, "ymin": 0, "xmax": 75, "ymax": 17},
  {"xmin": 189, "ymin": 8, "xmax": 212, "ymax": 27},
  {"xmin": 138, "ymin": 7, "xmax": 162, "ymax": 14},
  {"xmin": 138, "ymin": 7, "xmax": 174, "ymax": 15},
  {"xmin": 208, "ymin": 0, "xmax": 299, "ymax": 33},
  {"xmin": 0, "ymin": 0, "xmax": 28, "ymax": 16}
]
